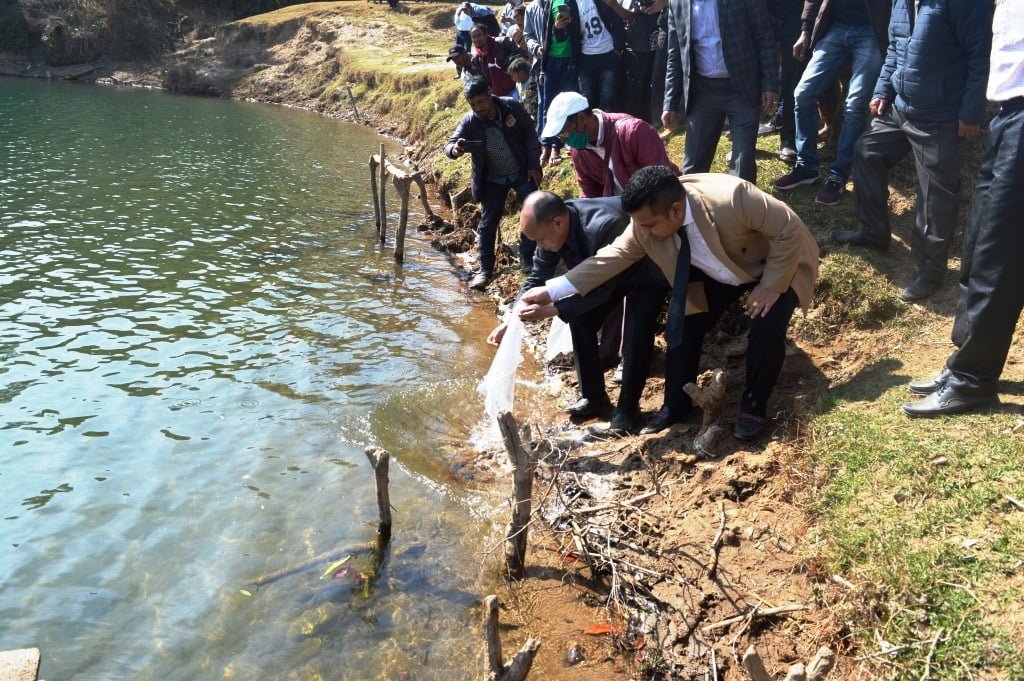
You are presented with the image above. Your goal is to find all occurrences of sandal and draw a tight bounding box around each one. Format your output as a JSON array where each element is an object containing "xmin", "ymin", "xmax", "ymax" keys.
[{"xmin": 548, "ymin": 150, "xmax": 564, "ymax": 166}]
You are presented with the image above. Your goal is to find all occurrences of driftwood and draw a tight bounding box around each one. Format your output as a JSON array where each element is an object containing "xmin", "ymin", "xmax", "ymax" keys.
[
  {"xmin": 483, "ymin": 595, "xmax": 541, "ymax": 681},
  {"xmin": 701, "ymin": 603, "xmax": 808, "ymax": 633},
  {"xmin": 498, "ymin": 412, "xmax": 533, "ymax": 579}
]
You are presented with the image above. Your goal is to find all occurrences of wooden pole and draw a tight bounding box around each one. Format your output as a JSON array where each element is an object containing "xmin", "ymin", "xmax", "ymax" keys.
[
  {"xmin": 484, "ymin": 595, "xmax": 504, "ymax": 675},
  {"xmin": 498, "ymin": 411, "xmax": 532, "ymax": 579},
  {"xmin": 364, "ymin": 446, "xmax": 392, "ymax": 546},
  {"xmin": 378, "ymin": 143, "xmax": 387, "ymax": 244},
  {"xmin": 345, "ymin": 83, "xmax": 363, "ymax": 123},
  {"xmin": 369, "ymin": 156, "xmax": 381, "ymax": 232},
  {"xmin": 412, "ymin": 172, "xmax": 435, "ymax": 218},
  {"xmin": 394, "ymin": 179, "xmax": 411, "ymax": 262},
  {"xmin": 483, "ymin": 594, "xmax": 541, "ymax": 681}
]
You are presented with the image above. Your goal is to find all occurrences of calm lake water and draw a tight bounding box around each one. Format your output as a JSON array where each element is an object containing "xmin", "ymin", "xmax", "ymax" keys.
[{"xmin": 0, "ymin": 77, "xmax": 505, "ymax": 680}]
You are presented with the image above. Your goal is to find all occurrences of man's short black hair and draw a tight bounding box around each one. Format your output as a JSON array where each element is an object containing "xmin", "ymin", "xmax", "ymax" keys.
[
  {"xmin": 471, "ymin": 22, "xmax": 489, "ymax": 34},
  {"xmin": 621, "ymin": 165, "xmax": 684, "ymax": 215},
  {"xmin": 463, "ymin": 77, "xmax": 492, "ymax": 99},
  {"xmin": 527, "ymin": 191, "xmax": 568, "ymax": 225}
]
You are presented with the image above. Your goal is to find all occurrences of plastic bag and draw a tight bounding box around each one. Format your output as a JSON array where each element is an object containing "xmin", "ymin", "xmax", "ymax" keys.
[
  {"xmin": 544, "ymin": 316, "xmax": 574, "ymax": 361},
  {"xmin": 479, "ymin": 301, "xmax": 525, "ymax": 423}
]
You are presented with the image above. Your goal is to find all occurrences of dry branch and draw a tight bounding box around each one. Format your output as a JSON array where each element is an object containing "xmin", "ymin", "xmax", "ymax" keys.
[
  {"xmin": 250, "ymin": 542, "xmax": 374, "ymax": 587},
  {"xmin": 707, "ymin": 500, "xmax": 727, "ymax": 579},
  {"xmin": 702, "ymin": 603, "xmax": 808, "ymax": 633}
]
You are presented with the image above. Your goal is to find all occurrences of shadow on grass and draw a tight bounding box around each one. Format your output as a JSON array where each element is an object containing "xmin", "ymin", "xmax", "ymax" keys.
[{"xmin": 823, "ymin": 357, "xmax": 909, "ymax": 405}]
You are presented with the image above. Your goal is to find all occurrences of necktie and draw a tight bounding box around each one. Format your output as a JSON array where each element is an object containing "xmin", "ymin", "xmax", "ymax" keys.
[{"xmin": 665, "ymin": 229, "xmax": 692, "ymax": 350}]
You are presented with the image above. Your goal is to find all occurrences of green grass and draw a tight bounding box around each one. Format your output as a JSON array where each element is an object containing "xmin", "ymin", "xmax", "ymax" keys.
[{"xmin": 808, "ymin": 382, "xmax": 1024, "ymax": 678}]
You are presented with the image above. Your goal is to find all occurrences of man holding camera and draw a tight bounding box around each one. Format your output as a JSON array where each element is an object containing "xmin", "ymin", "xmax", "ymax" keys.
[{"xmin": 445, "ymin": 79, "xmax": 543, "ymax": 290}]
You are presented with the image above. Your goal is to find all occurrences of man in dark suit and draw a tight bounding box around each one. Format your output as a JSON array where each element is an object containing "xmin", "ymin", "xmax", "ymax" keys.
[
  {"xmin": 488, "ymin": 192, "xmax": 669, "ymax": 432},
  {"xmin": 524, "ymin": 166, "xmax": 819, "ymax": 439},
  {"xmin": 660, "ymin": 0, "xmax": 779, "ymax": 183}
]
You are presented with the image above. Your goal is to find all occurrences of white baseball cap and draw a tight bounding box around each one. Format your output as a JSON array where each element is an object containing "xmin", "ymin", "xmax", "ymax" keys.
[{"xmin": 541, "ymin": 92, "xmax": 590, "ymax": 139}]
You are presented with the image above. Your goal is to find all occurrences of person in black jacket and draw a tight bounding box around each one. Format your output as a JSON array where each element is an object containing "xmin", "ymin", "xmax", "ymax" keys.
[
  {"xmin": 834, "ymin": 0, "xmax": 992, "ymax": 302},
  {"xmin": 445, "ymin": 79, "xmax": 543, "ymax": 290},
  {"xmin": 488, "ymin": 192, "xmax": 669, "ymax": 432}
]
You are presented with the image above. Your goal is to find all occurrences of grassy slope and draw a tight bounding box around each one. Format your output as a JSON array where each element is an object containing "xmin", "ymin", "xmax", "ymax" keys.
[{"xmin": 222, "ymin": 4, "xmax": 1024, "ymax": 677}]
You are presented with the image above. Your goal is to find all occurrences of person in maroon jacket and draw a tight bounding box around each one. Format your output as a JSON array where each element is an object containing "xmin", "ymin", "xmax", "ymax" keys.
[
  {"xmin": 470, "ymin": 23, "xmax": 528, "ymax": 97},
  {"xmin": 541, "ymin": 91, "xmax": 679, "ymax": 198}
]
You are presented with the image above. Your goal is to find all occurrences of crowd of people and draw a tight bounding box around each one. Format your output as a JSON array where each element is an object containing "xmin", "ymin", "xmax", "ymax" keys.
[{"xmin": 443, "ymin": 0, "xmax": 1023, "ymax": 435}]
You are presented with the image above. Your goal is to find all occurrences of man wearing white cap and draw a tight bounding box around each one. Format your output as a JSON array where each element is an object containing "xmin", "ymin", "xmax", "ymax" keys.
[{"xmin": 543, "ymin": 91, "xmax": 678, "ymax": 198}]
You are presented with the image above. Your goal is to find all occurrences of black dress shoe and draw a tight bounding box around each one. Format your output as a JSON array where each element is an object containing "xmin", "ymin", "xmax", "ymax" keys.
[
  {"xmin": 899, "ymin": 275, "xmax": 942, "ymax": 302},
  {"xmin": 831, "ymin": 228, "xmax": 889, "ymax": 251},
  {"xmin": 564, "ymin": 397, "xmax": 613, "ymax": 421},
  {"xmin": 902, "ymin": 385, "xmax": 997, "ymax": 417},
  {"xmin": 608, "ymin": 409, "xmax": 642, "ymax": 434},
  {"xmin": 908, "ymin": 368, "xmax": 952, "ymax": 396},
  {"xmin": 639, "ymin": 406, "xmax": 701, "ymax": 435},
  {"xmin": 733, "ymin": 413, "xmax": 766, "ymax": 441},
  {"xmin": 588, "ymin": 409, "xmax": 642, "ymax": 437}
]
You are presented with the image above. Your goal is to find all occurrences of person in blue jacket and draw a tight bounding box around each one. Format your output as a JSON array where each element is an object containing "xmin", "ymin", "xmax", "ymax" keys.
[{"xmin": 833, "ymin": 0, "xmax": 992, "ymax": 302}]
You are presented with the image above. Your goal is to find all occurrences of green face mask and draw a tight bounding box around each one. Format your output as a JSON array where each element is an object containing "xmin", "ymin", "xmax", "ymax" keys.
[{"xmin": 564, "ymin": 131, "xmax": 589, "ymax": 149}]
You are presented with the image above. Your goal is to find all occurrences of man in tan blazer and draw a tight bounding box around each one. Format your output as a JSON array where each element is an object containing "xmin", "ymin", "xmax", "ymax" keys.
[{"xmin": 522, "ymin": 166, "xmax": 818, "ymax": 439}]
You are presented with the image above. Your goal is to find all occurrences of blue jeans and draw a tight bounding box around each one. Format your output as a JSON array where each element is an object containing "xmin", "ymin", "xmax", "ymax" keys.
[
  {"xmin": 478, "ymin": 171, "xmax": 537, "ymax": 275},
  {"xmin": 793, "ymin": 23, "xmax": 882, "ymax": 181},
  {"xmin": 537, "ymin": 55, "xmax": 579, "ymax": 148}
]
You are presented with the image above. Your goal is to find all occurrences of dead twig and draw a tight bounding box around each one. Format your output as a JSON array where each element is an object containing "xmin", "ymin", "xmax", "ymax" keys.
[
  {"xmin": 920, "ymin": 628, "xmax": 945, "ymax": 681},
  {"xmin": 702, "ymin": 603, "xmax": 808, "ymax": 633},
  {"xmin": 707, "ymin": 501, "xmax": 727, "ymax": 579}
]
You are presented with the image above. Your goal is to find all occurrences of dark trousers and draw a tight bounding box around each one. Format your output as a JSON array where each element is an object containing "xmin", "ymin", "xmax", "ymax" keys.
[
  {"xmin": 538, "ymin": 55, "xmax": 579, "ymax": 148},
  {"xmin": 663, "ymin": 270, "xmax": 800, "ymax": 418},
  {"xmin": 570, "ymin": 284, "xmax": 669, "ymax": 411},
  {"xmin": 478, "ymin": 171, "xmax": 537, "ymax": 275},
  {"xmin": 945, "ymin": 102, "xmax": 1024, "ymax": 397},
  {"xmin": 770, "ymin": 2, "xmax": 805, "ymax": 149},
  {"xmin": 621, "ymin": 49, "xmax": 656, "ymax": 123},
  {"xmin": 577, "ymin": 50, "xmax": 621, "ymax": 112},
  {"xmin": 853, "ymin": 107, "xmax": 966, "ymax": 280},
  {"xmin": 456, "ymin": 30, "xmax": 472, "ymax": 51},
  {"xmin": 685, "ymin": 75, "xmax": 760, "ymax": 183}
]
